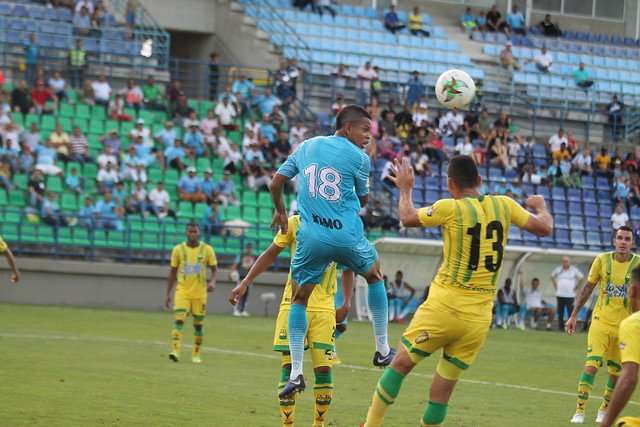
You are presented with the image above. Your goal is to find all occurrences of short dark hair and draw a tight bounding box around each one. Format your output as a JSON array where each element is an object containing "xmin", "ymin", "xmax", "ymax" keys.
[
  {"xmin": 532, "ymin": 277, "xmax": 539, "ymax": 283},
  {"xmin": 335, "ymin": 105, "xmax": 371, "ymax": 130},
  {"xmin": 186, "ymin": 222, "xmax": 199, "ymax": 230},
  {"xmin": 448, "ymin": 155, "xmax": 480, "ymax": 190},
  {"xmin": 616, "ymin": 225, "xmax": 634, "ymax": 235}
]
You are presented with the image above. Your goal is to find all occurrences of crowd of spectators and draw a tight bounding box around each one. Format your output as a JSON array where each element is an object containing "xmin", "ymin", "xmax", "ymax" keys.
[{"xmin": 460, "ymin": 4, "xmax": 561, "ymax": 38}]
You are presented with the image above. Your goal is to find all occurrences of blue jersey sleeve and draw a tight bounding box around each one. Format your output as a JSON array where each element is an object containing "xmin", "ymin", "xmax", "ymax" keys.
[
  {"xmin": 277, "ymin": 148, "xmax": 299, "ymax": 178},
  {"xmin": 354, "ymin": 152, "xmax": 371, "ymax": 197}
]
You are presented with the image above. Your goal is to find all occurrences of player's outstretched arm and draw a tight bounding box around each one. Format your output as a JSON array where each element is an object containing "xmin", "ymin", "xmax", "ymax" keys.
[
  {"xmin": 565, "ymin": 281, "xmax": 596, "ymax": 335},
  {"xmin": 228, "ymin": 243, "xmax": 284, "ymax": 305},
  {"xmin": 389, "ymin": 158, "xmax": 421, "ymax": 227},
  {"xmin": 269, "ymin": 173, "xmax": 289, "ymax": 233},
  {"xmin": 3, "ymin": 248, "xmax": 20, "ymax": 284},
  {"xmin": 165, "ymin": 267, "xmax": 178, "ymax": 310},
  {"xmin": 520, "ymin": 195, "xmax": 553, "ymax": 237},
  {"xmin": 599, "ymin": 362, "xmax": 638, "ymax": 427},
  {"xmin": 336, "ymin": 269, "xmax": 354, "ymax": 323}
]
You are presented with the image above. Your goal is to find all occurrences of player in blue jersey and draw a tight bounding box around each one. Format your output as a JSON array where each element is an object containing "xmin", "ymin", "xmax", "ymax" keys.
[{"xmin": 270, "ymin": 105, "xmax": 395, "ymax": 398}]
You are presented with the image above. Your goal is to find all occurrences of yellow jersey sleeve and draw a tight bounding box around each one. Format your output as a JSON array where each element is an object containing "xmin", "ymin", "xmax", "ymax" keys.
[
  {"xmin": 418, "ymin": 199, "xmax": 455, "ymax": 228},
  {"xmin": 170, "ymin": 245, "xmax": 180, "ymax": 268},
  {"xmin": 619, "ymin": 314, "xmax": 640, "ymax": 365},
  {"xmin": 0, "ymin": 235, "xmax": 7, "ymax": 253},
  {"xmin": 500, "ymin": 196, "xmax": 530, "ymax": 228},
  {"xmin": 273, "ymin": 215, "xmax": 299, "ymax": 248},
  {"xmin": 587, "ymin": 255, "xmax": 602, "ymax": 285},
  {"xmin": 206, "ymin": 245, "xmax": 218, "ymax": 267}
]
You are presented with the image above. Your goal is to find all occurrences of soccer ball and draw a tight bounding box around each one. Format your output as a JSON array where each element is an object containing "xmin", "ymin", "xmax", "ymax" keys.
[{"xmin": 435, "ymin": 69, "xmax": 476, "ymax": 109}]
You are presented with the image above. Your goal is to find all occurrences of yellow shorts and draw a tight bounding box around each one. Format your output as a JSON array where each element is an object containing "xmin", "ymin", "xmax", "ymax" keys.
[
  {"xmin": 616, "ymin": 417, "xmax": 640, "ymax": 426},
  {"xmin": 401, "ymin": 302, "xmax": 490, "ymax": 379},
  {"xmin": 174, "ymin": 294, "xmax": 206, "ymax": 319},
  {"xmin": 586, "ymin": 320, "xmax": 621, "ymax": 375},
  {"xmin": 273, "ymin": 307, "xmax": 336, "ymax": 368}
]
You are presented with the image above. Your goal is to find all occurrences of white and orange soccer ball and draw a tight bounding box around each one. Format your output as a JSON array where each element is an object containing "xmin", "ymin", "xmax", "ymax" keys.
[{"xmin": 435, "ymin": 69, "xmax": 476, "ymax": 110}]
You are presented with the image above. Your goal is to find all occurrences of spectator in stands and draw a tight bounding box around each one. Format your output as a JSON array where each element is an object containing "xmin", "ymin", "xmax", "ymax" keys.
[
  {"xmin": 215, "ymin": 96, "xmax": 238, "ymax": 131},
  {"xmin": 289, "ymin": 120, "xmax": 307, "ymax": 151},
  {"xmin": 35, "ymin": 141, "xmax": 63, "ymax": 177},
  {"xmin": 408, "ymin": 6, "xmax": 430, "ymax": 37},
  {"xmin": 521, "ymin": 278, "xmax": 554, "ymax": 330},
  {"xmin": 539, "ymin": 14, "xmax": 561, "ymax": 37},
  {"xmin": 91, "ymin": 1, "xmax": 108, "ymax": 28},
  {"xmin": 330, "ymin": 64, "xmax": 349, "ymax": 99},
  {"xmin": 405, "ymin": 71, "xmax": 425, "ymax": 109},
  {"xmin": 606, "ymin": 95, "xmax": 624, "ymax": 141},
  {"xmin": 199, "ymin": 169, "xmax": 217, "ymax": 203},
  {"xmin": 124, "ymin": 79, "xmax": 143, "ymax": 113},
  {"xmin": 167, "ymin": 80, "xmax": 185, "ymax": 111},
  {"xmin": 94, "ymin": 191, "xmax": 123, "ymax": 231},
  {"xmin": 0, "ymin": 160, "xmax": 12, "ymax": 191},
  {"xmin": 41, "ymin": 192, "xmax": 68, "ymax": 228},
  {"xmin": 69, "ymin": 126, "xmax": 92, "ymax": 163},
  {"xmin": 18, "ymin": 145, "xmax": 34, "ymax": 174},
  {"xmin": 178, "ymin": 166, "xmax": 206, "ymax": 203},
  {"xmin": 68, "ymin": 39, "xmax": 87, "ymax": 89},
  {"xmin": 594, "ymin": 147, "xmax": 611, "ymax": 176},
  {"xmin": 245, "ymin": 161, "xmax": 271, "ymax": 192},
  {"xmin": 486, "ymin": 4, "xmax": 505, "ymax": 33},
  {"xmin": 223, "ymin": 143, "xmax": 242, "ymax": 175},
  {"xmin": 384, "ymin": 5, "xmax": 405, "ymax": 34},
  {"xmin": 206, "ymin": 51, "xmax": 220, "ymax": 101},
  {"xmin": 500, "ymin": 42, "xmax": 521, "ymax": 71},
  {"xmin": 611, "ymin": 202, "xmax": 630, "ymax": 230},
  {"xmin": 184, "ymin": 124, "xmax": 206, "ymax": 157},
  {"xmin": 256, "ymin": 87, "xmax": 282, "ymax": 117},
  {"xmin": 547, "ymin": 128, "xmax": 567, "ymax": 153},
  {"xmin": 22, "ymin": 122, "xmax": 42, "ymax": 152},
  {"xmin": 100, "ymin": 129, "xmax": 121, "ymax": 154},
  {"xmin": 200, "ymin": 200, "xmax": 222, "ymax": 240},
  {"xmin": 24, "ymin": 33, "xmax": 39, "ymax": 85},
  {"xmin": 31, "ymin": 80, "xmax": 57, "ymax": 114},
  {"xmin": 141, "ymin": 76, "xmax": 164, "ymax": 111},
  {"xmin": 552, "ymin": 142, "xmax": 572, "ymax": 162},
  {"xmin": 272, "ymin": 130, "xmax": 291, "ymax": 164},
  {"xmin": 121, "ymin": 145, "xmax": 146, "ymax": 183},
  {"xmin": 614, "ymin": 176, "xmax": 631, "ymax": 206},
  {"xmin": 488, "ymin": 136, "xmax": 509, "ymax": 169},
  {"xmin": 97, "ymin": 146, "xmax": 118, "ymax": 171},
  {"xmin": 11, "ymin": 81, "xmax": 32, "ymax": 115},
  {"xmin": 530, "ymin": 47, "xmax": 553, "ymax": 73},
  {"xmin": 573, "ymin": 62, "xmax": 594, "ymax": 89},
  {"xmin": 73, "ymin": 6, "xmax": 92, "ymax": 36},
  {"xmin": 164, "ymin": 138, "xmax": 186, "ymax": 172},
  {"xmin": 75, "ymin": 0, "xmax": 94, "ymax": 14},
  {"xmin": 216, "ymin": 171, "xmax": 238, "ymax": 207},
  {"xmin": 460, "ymin": 7, "xmax": 477, "ymax": 33},
  {"xmin": 48, "ymin": 71, "xmax": 67, "ymax": 101},
  {"xmin": 81, "ymin": 80, "xmax": 95, "ymax": 106},
  {"xmin": 388, "ymin": 271, "xmax": 418, "ymax": 323},
  {"xmin": 506, "ymin": 4, "xmax": 525, "ymax": 35},
  {"xmin": 97, "ymin": 161, "xmax": 119, "ymax": 191},
  {"xmin": 439, "ymin": 107, "xmax": 465, "ymax": 137},
  {"xmin": 148, "ymin": 181, "xmax": 173, "ymax": 218},
  {"xmin": 200, "ymin": 110, "xmax": 219, "ymax": 147},
  {"xmin": 65, "ymin": 167, "xmax": 83, "ymax": 195},
  {"xmin": 572, "ymin": 148, "xmax": 593, "ymax": 175},
  {"xmin": 551, "ymin": 257, "xmax": 583, "ymax": 330},
  {"xmin": 153, "ymin": 121, "xmax": 176, "ymax": 150},
  {"xmin": 130, "ymin": 119, "xmax": 151, "ymax": 147},
  {"xmin": 231, "ymin": 73, "xmax": 255, "ymax": 111},
  {"xmin": 496, "ymin": 278, "xmax": 519, "ymax": 328},
  {"xmin": 259, "ymin": 114, "xmax": 277, "ymax": 144},
  {"xmin": 475, "ymin": 9, "xmax": 487, "ymax": 32},
  {"xmin": 125, "ymin": 0, "xmax": 138, "ymax": 27},
  {"xmin": 77, "ymin": 196, "xmax": 96, "ymax": 228},
  {"xmin": 28, "ymin": 169, "xmax": 46, "ymax": 209},
  {"xmin": 92, "ymin": 74, "xmax": 112, "ymax": 108}
]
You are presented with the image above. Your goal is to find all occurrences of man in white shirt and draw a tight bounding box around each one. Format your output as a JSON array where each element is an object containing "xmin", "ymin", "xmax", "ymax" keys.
[
  {"xmin": 455, "ymin": 137, "xmax": 474, "ymax": 157},
  {"xmin": 75, "ymin": 0, "xmax": 94, "ymax": 14},
  {"xmin": 548, "ymin": 128, "xmax": 568, "ymax": 153},
  {"xmin": 97, "ymin": 146, "xmax": 118, "ymax": 170},
  {"xmin": 523, "ymin": 278, "xmax": 555, "ymax": 330},
  {"xmin": 96, "ymin": 161, "xmax": 119, "ymax": 191},
  {"xmin": 572, "ymin": 148, "xmax": 592, "ymax": 175},
  {"xmin": 611, "ymin": 203, "xmax": 630, "ymax": 230},
  {"xmin": 355, "ymin": 61, "xmax": 377, "ymax": 106},
  {"xmin": 532, "ymin": 47, "xmax": 553, "ymax": 72},
  {"xmin": 148, "ymin": 181, "xmax": 172, "ymax": 218},
  {"xmin": 550, "ymin": 256, "xmax": 584, "ymax": 331},
  {"xmin": 215, "ymin": 96, "xmax": 237, "ymax": 130},
  {"xmin": 130, "ymin": 119, "xmax": 152, "ymax": 146},
  {"xmin": 439, "ymin": 108, "xmax": 465, "ymax": 137},
  {"xmin": 91, "ymin": 74, "xmax": 112, "ymax": 107}
]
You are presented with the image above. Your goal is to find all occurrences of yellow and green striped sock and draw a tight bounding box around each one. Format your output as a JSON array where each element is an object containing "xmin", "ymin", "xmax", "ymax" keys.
[
  {"xmin": 278, "ymin": 364, "xmax": 296, "ymax": 426},
  {"xmin": 193, "ymin": 316, "xmax": 204, "ymax": 356},
  {"xmin": 313, "ymin": 370, "xmax": 333, "ymax": 427},
  {"xmin": 576, "ymin": 371, "xmax": 595, "ymax": 414},
  {"xmin": 364, "ymin": 367, "xmax": 406, "ymax": 427},
  {"xmin": 171, "ymin": 318, "xmax": 184, "ymax": 354},
  {"xmin": 599, "ymin": 377, "xmax": 617, "ymax": 412}
]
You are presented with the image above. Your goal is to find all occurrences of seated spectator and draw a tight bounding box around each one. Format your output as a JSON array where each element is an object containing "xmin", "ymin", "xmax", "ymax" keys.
[
  {"xmin": 408, "ymin": 6, "xmax": 430, "ymax": 37},
  {"xmin": 488, "ymin": 137, "xmax": 509, "ymax": 169},
  {"xmin": 182, "ymin": 110, "xmax": 200, "ymax": 130},
  {"xmin": 100, "ymin": 129, "xmax": 121, "ymax": 154},
  {"xmin": 425, "ymin": 130, "xmax": 446, "ymax": 163},
  {"xmin": 506, "ymin": 136, "xmax": 521, "ymax": 169},
  {"xmin": 231, "ymin": 73, "xmax": 255, "ymax": 106},
  {"xmin": 606, "ymin": 95, "xmax": 624, "ymax": 141},
  {"xmin": 91, "ymin": 74, "xmax": 111, "ymax": 107},
  {"xmin": 75, "ymin": 0, "xmax": 94, "ymax": 14},
  {"xmin": 127, "ymin": 181, "xmax": 148, "ymax": 216},
  {"xmin": 200, "ymin": 110, "xmax": 219, "ymax": 148},
  {"xmin": 107, "ymin": 93, "xmax": 131, "ymax": 121},
  {"xmin": 496, "ymin": 278, "xmax": 519, "ymax": 328},
  {"xmin": 200, "ymin": 168, "xmax": 217, "ymax": 204},
  {"xmin": 547, "ymin": 158, "xmax": 571, "ymax": 187},
  {"xmin": 384, "ymin": 5, "xmax": 405, "ymax": 34},
  {"xmin": 0, "ymin": 160, "xmax": 12, "ymax": 191},
  {"xmin": 531, "ymin": 47, "xmax": 553, "ymax": 73},
  {"xmin": 548, "ymin": 128, "xmax": 567, "ymax": 153},
  {"xmin": 28, "ymin": 169, "xmax": 46, "ymax": 209},
  {"xmin": 11, "ymin": 80, "xmax": 32, "ymax": 115},
  {"xmin": 35, "ymin": 141, "xmax": 63, "ymax": 177},
  {"xmin": 31, "ymin": 80, "xmax": 57, "ymax": 114},
  {"xmin": 289, "ymin": 120, "xmax": 307, "ymax": 151},
  {"xmin": 439, "ymin": 107, "xmax": 465, "ymax": 137},
  {"xmin": 223, "ymin": 143, "xmax": 242, "ymax": 174},
  {"xmin": 164, "ymin": 139, "xmax": 186, "ymax": 171},
  {"xmin": 412, "ymin": 102, "xmax": 430, "ymax": 127},
  {"xmin": 167, "ymin": 80, "xmax": 185, "ymax": 112},
  {"xmin": 460, "ymin": 7, "xmax": 477, "ymax": 32},
  {"xmin": 455, "ymin": 136, "xmax": 474, "ymax": 157},
  {"xmin": 81, "ymin": 80, "xmax": 95, "ymax": 106},
  {"xmin": 475, "ymin": 10, "xmax": 487, "ymax": 31},
  {"xmin": 65, "ymin": 166, "xmax": 83, "ymax": 194},
  {"xmin": 594, "ymin": 147, "xmax": 611, "ymax": 176},
  {"xmin": 96, "ymin": 161, "xmax": 119, "ymax": 191},
  {"xmin": 200, "ymin": 200, "xmax": 222, "ymax": 240},
  {"xmin": 1, "ymin": 122, "xmax": 21, "ymax": 153},
  {"xmin": 41, "ymin": 192, "xmax": 68, "ymax": 227},
  {"xmin": 245, "ymin": 163, "xmax": 271, "ymax": 191},
  {"xmin": 572, "ymin": 148, "xmax": 593, "ymax": 175},
  {"xmin": 506, "ymin": 5, "xmax": 526, "ymax": 35},
  {"xmin": 405, "ymin": 71, "xmax": 425, "ymax": 108},
  {"xmin": 242, "ymin": 127, "xmax": 259, "ymax": 151},
  {"xmin": 148, "ymin": 181, "xmax": 174, "ymax": 218},
  {"xmin": 94, "ymin": 191, "xmax": 123, "ymax": 231},
  {"xmin": 553, "ymin": 143, "xmax": 572, "ymax": 162},
  {"xmin": 313, "ymin": 0, "xmax": 336, "ymax": 17},
  {"xmin": 97, "ymin": 146, "xmax": 118, "ymax": 171},
  {"xmin": 614, "ymin": 176, "xmax": 631, "ymax": 205},
  {"xmin": 178, "ymin": 167, "xmax": 206, "ymax": 203},
  {"xmin": 121, "ymin": 145, "xmax": 147, "ymax": 183},
  {"xmin": 48, "ymin": 123, "xmax": 70, "ymax": 162},
  {"xmin": 142, "ymin": 76, "xmax": 165, "ymax": 111},
  {"xmin": 573, "ymin": 63, "xmax": 594, "ymax": 89},
  {"xmin": 500, "ymin": 42, "xmax": 521, "ymax": 71},
  {"xmin": 77, "ymin": 196, "xmax": 95, "ymax": 228},
  {"xmin": 124, "ymin": 79, "xmax": 143, "ymax": 112},
  {"xmin": 48, "ymin": 71, "xmax": 67, "ymax": 101},
  {"xmin": 259, "ymin": 115, "xmax": 277, "ymax": 144},
  {"xmin": 256, "ymin": 87, "xmax": 281, "ymax": 117},
  {"xmin": 213, "ymin": 127, "xmax": 233, "ymax": 159},
  {"xmin": 184, "ymin": 124, "xmax": 206, "ymax": 157},
  {"xmin": 216, "ymin": 171, "xmax": 238, "ymax": 206},
  {"xmin": 18, "ymin": 145, "xmax": 34, "ymax": 174},
  {"xmin": 521, "ymin": 278, "xmax": 554, "ymax": 330},
  {"xmin": 91, "ymin": 1, "xmax": 108, "ymax": 27},
  {"xmin": 130, "ymin": 119, "xmax": 152, "ymax": 146},
  {"xmin": 388, "ymin": 271, "xmax": 418, "ymax": 323},
  {"xmin": 69, "ymin": 126, "xmax": 92, "ymax": 163},
  {"xmin": 215, "ymin": 96, "xmax": 237, "ymax": 131},
  {"xmin": 539, "ymin": 14, "xmax": 561, "ymax": 37},
  {"xmin": 486, "ymin": 4, "xmax": 506, "ymax": 33},
  {"xmin": 154, "ymin": 121, "xmax": 176, "ymax": 150},
  {"xmin": 611, "ymin": 203, "xmax": 630, "ymax": 230},
  {"xmin": 272, "ymin": 130, "xmax": 291, "ymax": 163},
  {"xmin": 73, "ymin": 6, "xmax": 92, "ymax": 36},
  {"xmin": 22, "ymin": 122, "xmax": 42, "ymax": 152}
]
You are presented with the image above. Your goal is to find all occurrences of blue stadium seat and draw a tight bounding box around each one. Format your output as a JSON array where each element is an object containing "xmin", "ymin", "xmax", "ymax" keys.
[
  {"xmin": 571, "ymin": 230, "xmax": 587, "ymax": 247},
  {"xmin": 569, "ymin": 216, "xmax": 585, "ymax": 231},
  {"xmin": 555, "ymin": 215, "xmax": 569, "ymax": 229}
]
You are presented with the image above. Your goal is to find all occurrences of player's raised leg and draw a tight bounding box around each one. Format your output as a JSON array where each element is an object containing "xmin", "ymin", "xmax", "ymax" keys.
[{"xmin": 360, "ymin": 259, "xmax": 393, "ymax": 365}]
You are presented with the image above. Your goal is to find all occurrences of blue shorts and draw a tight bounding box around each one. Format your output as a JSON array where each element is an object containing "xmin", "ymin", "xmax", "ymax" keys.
[{"xmin": 291, "ymin": 233, "xmax": 378, "ymax": 286}]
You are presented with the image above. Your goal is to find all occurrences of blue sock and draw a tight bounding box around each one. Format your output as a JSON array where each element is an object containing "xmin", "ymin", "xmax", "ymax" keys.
[
  {"xmin": 288, "ymin": 303, "xmax": 308, "ymax": 379},
  {"xmin": 367, "ymin": 280, "xmax": 390, "ymax": 355}
]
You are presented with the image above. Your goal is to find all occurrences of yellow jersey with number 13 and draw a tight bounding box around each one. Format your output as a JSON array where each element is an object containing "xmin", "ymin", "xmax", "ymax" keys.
[{"xmin": 417, "ymin": 195, "xmax": 531, "ymax": 321}]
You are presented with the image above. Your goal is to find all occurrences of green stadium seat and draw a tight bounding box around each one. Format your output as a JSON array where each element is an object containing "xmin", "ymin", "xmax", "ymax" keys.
[
  {"xmin": 194, "ymin": 203, "xmax": 208, "ymax": 219},
  {"xmin": 128, "ymin": 217, "xmax": 144, "ymax": 232},
  {"xmin": 164, "ymin": 169, "xmax": 179, "ymax": 185},
  {"xmin": 258, "ymin": 192, "xmax": 272, "ymax": 208},
  {"xmin": 94, "ymin": 230, "xmax": 109, "ymax": 247},
  {"xmin": 0, "ymin": 221, "xmax": 18, "ymax": 240},
  {"xmin": 225, "ymin": 206, "xmax": 241, "ymax": 220},
  {"xmin": 83, "ymin": 163, "xmax": 98, "ymax": 178},
  {"xmin": 12, "ymin": 113, "xmax": 24, "ymax": 127},
  {"xmin": 65, "ymin": 161, "xmax": 83, "ymax": 175},
  {"xmin": 39, "ymin": 226, "xmax": 56, "ymax": 244},
  {"xmin": 19, "ymin": 224, "xmax": 39, "ymax": 243},
  {"xmin": 57, "ymin": 227, "xmax": 73, "ymax": 245},
  {"xmin": 154, "ymin": 111, "xmax": 168, "ymax": 123},
  {"xmin": 41, "ymin": 115, "xmax": 56, "ymax": 132},
  {"xmin": 121, "ymin": 121, "xmax": 134, "ymax": 135},
  {"xmin": 199, "ymin": 101, "xmax": 213, "ymax": 115},
  {"xmin": 148, "ymin": 167, "xmax": 163, "ymax": 183},
  {"xmin": 242, "ymin": 192, "xmax": 258, "ymax": 207},
  {"xmin": 228, "ymin": 131, "xmax": 242, "ymax": 145},
  {"xmin": 196, "ymin": 158, "xmax": 211, "ymax": 171},
  {"xmin": 61, "ymin": 193, "xmax": 78, "ymax": 211},
  {"xmin": 0, "ymin": 190, "xmax": 7, "ymax": 205},
  {"xmin": 129, "ymin": 231, "xmax": 144, "ymax": 249},
  {"xmin": 107, "ymin": 231, "xmax": 127, "ymax": 248},
  {"xmin": 187, "ymin": 99, "xmax": 199, "ymax": 110},
  {"xmin": 75, "ymin": 104, "xmax": 90, "ymax": 119},
  {"xmin": 91, "ymin": 106, "xmax": 106, "ymax": 120},
  {"xmin": 25, "ymin": 114, "xmax": 40, "ymax": 127},
  {"xmin": 58, "ymin": 117, "xmax": 73, "ymax": 132},
  {"xmin": 178, "ymin": 202, "xmax": 195, "ymax": 219},
  {"xmin": 73, "ymin": 118, "xmax": 88, "ymax": 133},
  {"xmin": 73, "ymin": 228, "xmax": 91, "ymax": 245},
  {"xmin": 143, "ymin": 219, "xmax": 161, "ymax": 233},
  {"xmin": 142, "ymin": 232, "xmax": 160, "ymax": 250},
  {"xmin": 258, "ymin": 208, "xmax": 272, "ymax": 222},
  {"xmin": 89, "ymin": 120, "xmax": 105, "ymax": 135},
  {"xmin": 58, "ymin": 103, "xmax": 75, "ymax": 118},
  {"xmin": 5, "ymin": 209, "xmax": 21, "ymax": 223},
  {"xmin": 243, "ymin": 207, "xmax": 258, "ymax": 222},
  {"xmin": 105, "ymin": 120, "xmax": 119, "ymax": 133},
  {"xmin": 258, "ymin": 228, "xmax": 274, "ymax": 240},
  {"xmin": 47, "ymin": 176, "xmax": 63, "ymax": 193},
  {"xmin": 139, "ymin": 110, "xmax": 154, "ymax": 123},
  {"xmin": 9, "ymin": 191, "xmax": 25, "ymax": 207}
]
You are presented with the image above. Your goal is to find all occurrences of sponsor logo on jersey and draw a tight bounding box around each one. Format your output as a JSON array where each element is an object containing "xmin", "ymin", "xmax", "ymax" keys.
[
  {"xmin": 426, "ymin": 206, "xmax": 433, "ymax": 217},
  {"xmin": 605, "ymin": 282, "xmax": 627, "ymax": 298},
  {"xmin": 415, "ymin": 331, "xmax": 430, "ymax": 344},
  {"xmin": 312, "ymin": 213, "xmax": 343, "ymax": 230}
]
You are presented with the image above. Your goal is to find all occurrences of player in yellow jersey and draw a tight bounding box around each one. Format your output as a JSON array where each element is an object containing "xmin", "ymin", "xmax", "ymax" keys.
[
  {"xmin": 229, "ymin": 215, "xmax": 354, "ymax": 427},
  {"xmin": 566, "ymin": 226, "xmax": 639, "ymax": 424},
  {"xmin": 363, "ymin": 156, "xmax": 553, "ymax": 427},
  {"xmin": 0, "ymin": 234, "xmax": 20, "ymax": 284},
  {"xmin": 164, "ymin": 222, "xmax": 217, "ymax": 364},
  {"xmin": 599, "ymin": 266, "xmax": 640, "ymax": 427}
]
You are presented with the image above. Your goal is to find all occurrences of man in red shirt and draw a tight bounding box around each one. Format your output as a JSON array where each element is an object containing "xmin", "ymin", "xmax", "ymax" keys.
[{"xmin": 31, "ymin": 80, "xmax": 57, "ymax": 114}]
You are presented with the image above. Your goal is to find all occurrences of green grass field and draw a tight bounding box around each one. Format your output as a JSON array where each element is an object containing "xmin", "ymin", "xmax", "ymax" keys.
[{"xmin": 0, "ymin": 304, "xmax": 638, "ymax": 427}]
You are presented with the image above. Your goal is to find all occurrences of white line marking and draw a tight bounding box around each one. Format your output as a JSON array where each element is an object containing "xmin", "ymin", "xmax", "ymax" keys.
[{"xmin": 1, "ymin": 332, "xmax": 637, "ymax": 406}]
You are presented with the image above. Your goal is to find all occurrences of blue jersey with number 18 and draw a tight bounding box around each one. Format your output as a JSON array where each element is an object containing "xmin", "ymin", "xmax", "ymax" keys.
[{"xmin": 277, "ymin": 135, "xmax": 370, "ymax": 247}]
